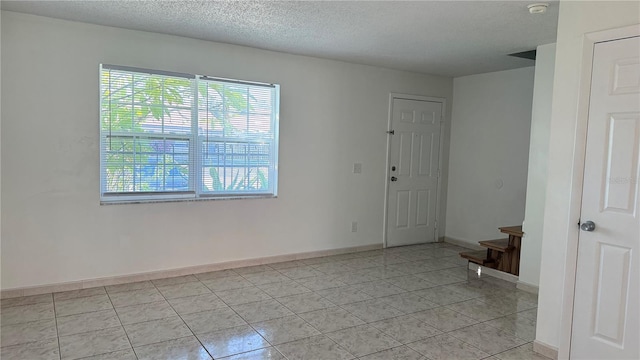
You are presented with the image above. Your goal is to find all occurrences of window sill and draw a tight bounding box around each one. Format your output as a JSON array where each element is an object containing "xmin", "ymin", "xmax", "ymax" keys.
[{"xmin": 100, "ymin": 194, "xmax": 277, "ymax": 206}]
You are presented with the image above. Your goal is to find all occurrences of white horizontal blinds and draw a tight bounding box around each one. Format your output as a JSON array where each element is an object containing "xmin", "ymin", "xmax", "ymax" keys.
[
  {"xmin": 99, "ymin": 64, "xmax": 279, "ymax": 202},
  {"xmin": 100, "ymin": 65, "xmax": 196, "ymax": 197},
  {"xmin": 198, "ymin": 77, "xmax": 277, "ymax": 195}
]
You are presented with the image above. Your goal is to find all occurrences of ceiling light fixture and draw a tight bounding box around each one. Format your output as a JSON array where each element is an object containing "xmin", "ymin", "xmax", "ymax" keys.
[{"xmin": 527, "ymin": 3, "xmax": 549, "ymax": 14}]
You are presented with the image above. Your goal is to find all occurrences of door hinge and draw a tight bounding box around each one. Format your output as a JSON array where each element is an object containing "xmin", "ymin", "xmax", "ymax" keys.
[{"xmin": 386, "ymin": 130, "xmax": 395, "ymax": 135}]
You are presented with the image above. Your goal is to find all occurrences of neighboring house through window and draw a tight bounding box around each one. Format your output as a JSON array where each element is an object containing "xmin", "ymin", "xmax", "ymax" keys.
[{"xmin": 100, "ymin": 65, "xmax": 279, "ymax": 203}]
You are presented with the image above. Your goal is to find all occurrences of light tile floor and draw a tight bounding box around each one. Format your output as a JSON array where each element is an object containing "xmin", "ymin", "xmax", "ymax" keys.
[{"xmin": 0, "ymin": 243, "xmax": 548, "ymax": 360}]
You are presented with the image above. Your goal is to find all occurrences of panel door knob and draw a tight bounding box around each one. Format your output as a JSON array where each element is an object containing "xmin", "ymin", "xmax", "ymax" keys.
[
  {"xmin": 580, "ymin": 220, "xmax": 596, "ymax": 232},
  {"xmin": 390, "ymin": 176, "xmax": 398, "ymax": 182}
]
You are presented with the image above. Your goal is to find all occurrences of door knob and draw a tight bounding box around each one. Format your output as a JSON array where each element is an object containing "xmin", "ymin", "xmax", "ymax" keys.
[
  {"xmin": 390, "ymin": 176, "xmax": 398, "ymax": 182},
  {"xmin": 580, "ymin": 220, "xmax": 596, "ymax": 232}
]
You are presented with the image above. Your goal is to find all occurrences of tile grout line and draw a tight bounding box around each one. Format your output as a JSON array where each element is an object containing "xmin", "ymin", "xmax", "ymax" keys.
[
  {"xmin": 7, "ymin": 246, "xmax": 536, "ymax": 360},
  {"xmin": 105, "ymin": 280, "xmax": 223, "ymax": 355},
  {"xmin": 52, "ymin": 294, "xmax": 62, "ymax": 360},
  {"xmin": 282, "ymin": 265, "xmax": 409, "ymax": 359},
  {"xmin": 228, "ymin": 265, "xmax": 366, "ymax": 358},
  {"xmin": 52, "ymin": 291, "xmax": 132, "ymax": 358},
  {"xmin": 150, "ymin": 279, "xmax": 217, "ymax": 359},
  {"xmin": 211, "ymin": 271, "xmax": 304, "ymax": 355},
  {"xmin": 401, "ymin": 300, "xmax": 536, "ymax": 356},
  {"xmin": 328, "ymin": 265, "xmax": 532, "ymax": 357},
  {"xmin": 154, "ymin": 277, "xmax": 270, "ymax": 360},
  {"xmin": 217, "ymin": 277, "xmax": 312, "ymax": 359},
  {"xmin": 258, "ymin": 262, "xmax": 488, "ymax": 355},
  {"xmin": 104, "ymin": 288, "xmax": 140, "ymax": 360}
]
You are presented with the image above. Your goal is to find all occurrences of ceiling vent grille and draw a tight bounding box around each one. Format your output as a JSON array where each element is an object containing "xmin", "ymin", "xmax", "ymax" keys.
[{"xmin": 509, "ymin": 50, "xmax": 537, "ymax": 60}]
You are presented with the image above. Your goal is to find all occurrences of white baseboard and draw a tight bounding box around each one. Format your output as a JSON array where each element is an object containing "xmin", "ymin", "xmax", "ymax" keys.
[
  {"xmin": 516, "ymin": 280, "xmax": 539, "ymax": 294},
  {"xmin": 534, "ymin": 340, "xmax": 559, "ymax": 359},
  {"xmin": 1, "ymin": 243, "xmax": 382, "ymax": 299},
  {"xmin": 468, "ymin": 263, "xmax": 519, "ymax": 284},
  {"xmin": 443, "ymin": 236, "xmax": 484, "ymax": 250}
]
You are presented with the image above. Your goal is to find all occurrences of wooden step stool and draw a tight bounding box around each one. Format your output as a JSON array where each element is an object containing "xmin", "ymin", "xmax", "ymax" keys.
[{"xmin": 458, "ymin": 225, "xmax": 524, "ymax": 276}]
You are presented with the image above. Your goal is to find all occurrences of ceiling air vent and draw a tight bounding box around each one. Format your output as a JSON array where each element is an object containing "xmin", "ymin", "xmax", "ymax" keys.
[{"xmin": 509, "ymin": 50, "xmax": 537, "ymax": 60}]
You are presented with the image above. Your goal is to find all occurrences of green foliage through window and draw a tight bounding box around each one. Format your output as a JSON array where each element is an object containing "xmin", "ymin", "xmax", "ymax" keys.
[{"xmin": 100, "ymin": 65, "xmax": 279, "ymax": 202}]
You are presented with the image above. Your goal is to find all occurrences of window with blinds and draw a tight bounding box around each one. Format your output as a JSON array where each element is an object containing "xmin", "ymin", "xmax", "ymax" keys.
[{"xmin": 100, "ymin": 65, "xmax": 279, "ymax": 203}]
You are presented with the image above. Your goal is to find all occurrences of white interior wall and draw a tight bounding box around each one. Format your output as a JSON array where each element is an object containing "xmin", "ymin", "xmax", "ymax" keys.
[
  {"xmin": 536, "ymin": 0, "xmax": 640, "ymax": 352},
  {"xmin": 445, "ymin": 67, "xmax": 534, "ymax": 247},
  {"xmin": 519, "ymin": 43, "xmax": 556, "ymax": 289},
  {"xmin": 0, "ymin": 12, "xmax": 3, "ymax": 286},
  {"xmin": 0, "ymin": 12, "xmax": 453, "ymax": 290}
]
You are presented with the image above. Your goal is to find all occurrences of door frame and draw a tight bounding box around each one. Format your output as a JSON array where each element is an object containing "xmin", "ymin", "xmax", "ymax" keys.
[
  {"xmin": 557, "ymin": 24, "xmax": 640, "ymax": 359},
  {"xmin": 383, "ymin": 93, "xmax": 447, "ymax": 248}
]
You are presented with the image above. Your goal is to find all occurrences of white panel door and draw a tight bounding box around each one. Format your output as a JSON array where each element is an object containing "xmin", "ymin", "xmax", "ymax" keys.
[
  {"xmin": 571, "ymin": 36, "xmax": 640, "ymax": 359},
  {"xmin": 386, "ymin": 98, "xmax": 442, "ymax": 247}
]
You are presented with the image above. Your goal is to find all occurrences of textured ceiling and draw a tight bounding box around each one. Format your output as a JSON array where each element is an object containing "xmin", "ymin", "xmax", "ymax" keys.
[{"xmin": 1, "ymin": 1, "xmax": 559, "ymax": 77}]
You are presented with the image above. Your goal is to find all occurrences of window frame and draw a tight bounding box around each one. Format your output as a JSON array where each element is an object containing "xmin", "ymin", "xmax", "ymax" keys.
[{"xmin": 99, "ymin": 64, "xmax": 280, "ymax": 204}]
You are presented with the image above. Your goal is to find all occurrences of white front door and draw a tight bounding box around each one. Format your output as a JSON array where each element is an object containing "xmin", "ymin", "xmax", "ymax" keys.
[
  {"xmin": 571, "ymin": 36, "xmax": 640, "ymax": 359},
  {"xmin": 386, "ymin": 98, "xmax": 442, "ymax": 247}
]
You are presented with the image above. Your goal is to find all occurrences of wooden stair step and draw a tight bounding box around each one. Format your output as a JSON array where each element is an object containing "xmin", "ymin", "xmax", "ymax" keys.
[
  {"xmin": 459, "ymin": 251, "xmax": 495, "ymax": 265},
  {"xmin": 478, "ymin": 238, "xmax": 513, "ymax": 252},
  {"xmin": 499, "ymin": 225, "xmax": 524, "ymax": 237}
]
